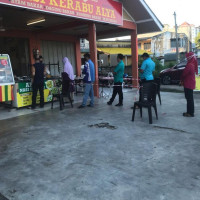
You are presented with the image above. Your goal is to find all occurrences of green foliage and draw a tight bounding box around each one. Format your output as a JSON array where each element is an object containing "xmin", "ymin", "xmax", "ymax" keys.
[
  {"xmin": 138, "ymin": 56, "xmax": 143, "ymax": 68},
  {"xmin": 152, "ymin": 57, "xmax": 164, "ymax": 78},
  {"xmin": 195, "ymin": 33, "xmax": 200, "ymax": 49},
  {"xmin": 164, "ymin": 61, "xmax": 176, "ymax": 68},
  {"xmin": 138, "ymin": 56, "xmax": 176, "ymax": 78}
]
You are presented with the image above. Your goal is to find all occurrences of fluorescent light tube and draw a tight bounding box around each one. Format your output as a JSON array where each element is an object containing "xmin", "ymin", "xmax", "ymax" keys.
[{"xmin": 27, "ymin": 19, "xmax": 45, "ymax": 26}]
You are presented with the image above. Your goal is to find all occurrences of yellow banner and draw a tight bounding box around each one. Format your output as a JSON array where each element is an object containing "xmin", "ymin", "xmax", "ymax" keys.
[
  {"xmin": 195, "ymin": 76, "xmax": 200, "ymax": 91},
  {"xmin": 17, "ymin": 89, "xmax": 51, "ymax": 107}
]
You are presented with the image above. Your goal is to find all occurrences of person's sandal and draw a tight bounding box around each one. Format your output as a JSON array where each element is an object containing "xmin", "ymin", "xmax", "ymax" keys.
[{"xmin": 183, "ymin": 113, "xmax": 194, "ymax": 117}]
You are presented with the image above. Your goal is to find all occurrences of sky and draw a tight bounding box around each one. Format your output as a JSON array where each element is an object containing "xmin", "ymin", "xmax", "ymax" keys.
[
  {"xmin": 100, "ymin": 0, "xmax": 199, "ymax": 41},
  {"xmin": 145, "ymin": 0, "xmax": 199, "ymax": 26}
]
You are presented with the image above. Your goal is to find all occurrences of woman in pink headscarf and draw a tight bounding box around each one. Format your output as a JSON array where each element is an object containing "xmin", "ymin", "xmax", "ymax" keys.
[
  {"xmin": 181, "ymin": 52, "xmax": 198, "ymax": 117},
  {"xmin": 62, "ymin": 57, "xmax": 75, "ymax": 100}
]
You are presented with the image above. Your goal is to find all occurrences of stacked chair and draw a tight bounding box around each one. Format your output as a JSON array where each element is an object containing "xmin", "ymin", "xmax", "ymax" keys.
[{"xmin": 132, "ymin": 81, "xmax": 158, "ymax": 124}]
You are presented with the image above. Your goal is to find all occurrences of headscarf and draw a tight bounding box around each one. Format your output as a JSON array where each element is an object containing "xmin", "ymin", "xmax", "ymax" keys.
[
  {"xmin": 186, "ymin": 52, "xmax": 198, "ymax": 75},
  {"xmin": 63, "ymin": 57, "xmax": 74, "ymax": 80}
]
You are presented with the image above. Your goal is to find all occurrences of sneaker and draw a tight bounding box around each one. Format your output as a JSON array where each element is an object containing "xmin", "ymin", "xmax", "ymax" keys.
[
  {"xmin": 87, "ymin": 104, "xmax": 94, "ymax": 107},
  {"xmin": 78, "ymin": 105, "xmax": 85, "ymax": 109},
  {"xmin": 107, "ymin": 101, "xmax": 112, "ymax": 105},
  {"xmin": 183, "ymin": 112, "xmax": 187, "ymax": 116},
  {"xmin": 115, "ymin": 103, "xmax": 123, "ymax": 107}
]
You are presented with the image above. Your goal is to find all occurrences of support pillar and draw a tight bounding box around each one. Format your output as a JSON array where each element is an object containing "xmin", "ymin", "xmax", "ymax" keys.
[
  {"xmin": 29, "ymin": 33, "xmax": 41, "ymax": 66},
  {"xmin": 75, "ymin": 39, "xmax": 81, "ymax": 76},
  {"xmin": 88, "ymin": 23, "xmax": 99, "ymax": 97},
  {"xmin": 131, "ymin": 30, "xmax": 139, "ymax": 88},
  {"xmin": 29, "ymin": 36, "xmax": 36, "ymax": 66}
]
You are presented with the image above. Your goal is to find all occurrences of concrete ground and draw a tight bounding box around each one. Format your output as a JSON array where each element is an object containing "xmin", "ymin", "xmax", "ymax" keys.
[
  {"xmin": 161, "ymin": 84, "xmax": 200, "ymax": 93},
  {"xmin": 0, "ymin": 90, "xmax": 200, "ymax": 200},
  {"xmin": 0, "ymin": 94, "xmax": 84, "ymax": 121},
  {"xmin": 160, "ymin": 84, "xmax": 184, "ymax": 92}
]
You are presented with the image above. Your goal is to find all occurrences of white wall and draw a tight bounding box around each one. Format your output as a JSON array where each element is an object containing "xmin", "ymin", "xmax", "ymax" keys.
[
  {"xmin": 99, "ymin": 54, "xmax": 109, "ymax": 67},
  {"xmin": 110, "ymin": 55, "xmax": 118, "ymax": 66}
]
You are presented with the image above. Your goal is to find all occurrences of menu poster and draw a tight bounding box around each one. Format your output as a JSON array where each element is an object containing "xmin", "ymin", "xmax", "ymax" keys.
[{"xmin": 0, "ymin": 54, "xmax": 15, "ymax": 86}]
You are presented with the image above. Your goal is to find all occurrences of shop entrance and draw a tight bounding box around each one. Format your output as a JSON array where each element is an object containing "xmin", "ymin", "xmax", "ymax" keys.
[
  {"xmin": 41, "ymin": 40, "xmax": 76, "ymax": 76},
  {"xmin": 0, "ymin": 37, "xmax": 30, "ymax": 77}
]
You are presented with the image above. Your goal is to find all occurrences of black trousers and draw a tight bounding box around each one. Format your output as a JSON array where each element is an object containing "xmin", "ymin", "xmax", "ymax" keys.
[
  {"xmin": 32, "ymin": 82, "xmax": 44, "ymax": 107},
  {"xmin": 110, "ymin": 82, "xmax": 123, "ymax": 104},
  {"xmin": 184, "ymin": 88, "xmax": 194, "ymax": 115}
]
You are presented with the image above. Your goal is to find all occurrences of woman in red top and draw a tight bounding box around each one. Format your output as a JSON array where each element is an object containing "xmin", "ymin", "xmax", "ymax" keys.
[{"xmin": 181, "ymin": 52, "xmax": 198, "ymax": 117}]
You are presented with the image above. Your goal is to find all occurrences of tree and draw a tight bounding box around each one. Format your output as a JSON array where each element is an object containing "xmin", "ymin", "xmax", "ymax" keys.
[
  {"xmin": 195, "ymin": 32, "xmax": 200, "ymax": 49},
  {"xmin": 152, "ymin": 57, "xmax": 164, "ymax": 78}
]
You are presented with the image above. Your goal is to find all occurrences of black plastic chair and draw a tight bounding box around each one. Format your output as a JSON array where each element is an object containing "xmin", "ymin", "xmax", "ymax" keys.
[
  {"xmin": 51, "ymin": 74, "xmax": 73, "ymax": 110},
  {"xmin": 62, "ymin": 72, "xmax": 73, "ymax": 109},
  {"xmin": 132, "ymin": 82, "xmax": 158, "ymax": 124},
  {"xmin": 62, "ymin": 82, "xmax": 73, "ymax": 109},
  {"xmin": 154, "ymin": 77, "xmax": 161, "ymax": 105},
  {"xmin": 51, "ymin": 91, "xmax": 64, "ymax": 110}
]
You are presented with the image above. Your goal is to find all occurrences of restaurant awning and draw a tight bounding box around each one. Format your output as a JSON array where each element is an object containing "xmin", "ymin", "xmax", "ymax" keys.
[
  {"xmin": 0, "ymin": 0, "xmax": 163, "ymax": 39},
  {"xmin": 121, "ymin": 0, "xmax": 163, "ymax": 34},
  {"xmin": 95, "ymin": 0, "xmax": 163, "ymax": 39},
  {"xmin": 97, "ymin": 48, "xmax": 152, "ymax": 55}
]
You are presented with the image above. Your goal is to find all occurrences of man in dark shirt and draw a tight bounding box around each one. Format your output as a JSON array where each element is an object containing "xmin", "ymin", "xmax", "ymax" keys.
[{"xmin": 31, "ymin": 57, "xmax": 46, "ymax": 109}]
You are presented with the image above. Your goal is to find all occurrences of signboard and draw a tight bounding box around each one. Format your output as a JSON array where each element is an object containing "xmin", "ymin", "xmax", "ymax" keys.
[
  {"xmin": 16, "ymin": 89, "xmax": 51, "ymax": 107},
  {"xmin": 0, "ymin": 0, "xmax": 123, "ymax": 25},
  {"xmin": 0, "ymin": 54, "xmax": 15, "ymax": 86},
  {"xmin": 18, "ymin": 81, "xmax": 48, "ymax": 94}
]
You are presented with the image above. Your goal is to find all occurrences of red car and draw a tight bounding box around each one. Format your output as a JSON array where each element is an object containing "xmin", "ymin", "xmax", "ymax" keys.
[{"xmin": 160, "ymin": 58, "xmax": 200, "ymax": 85}]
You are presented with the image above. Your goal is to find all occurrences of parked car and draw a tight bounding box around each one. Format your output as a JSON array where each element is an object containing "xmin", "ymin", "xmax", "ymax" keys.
[{"xmin": 160, "ymin": 58, "xmax": 200, "ymax": 85}]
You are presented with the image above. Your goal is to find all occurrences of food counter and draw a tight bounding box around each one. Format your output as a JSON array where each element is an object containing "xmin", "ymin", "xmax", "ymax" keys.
[{"xmin": 12, "ymin": 78, "xmax": 60, "ymax": 108}]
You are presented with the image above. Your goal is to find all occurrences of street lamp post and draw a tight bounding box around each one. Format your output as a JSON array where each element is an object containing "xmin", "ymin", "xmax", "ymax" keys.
[{"xmin": 174, "ymin": 12, "xmax": 180, "ymax": 63}]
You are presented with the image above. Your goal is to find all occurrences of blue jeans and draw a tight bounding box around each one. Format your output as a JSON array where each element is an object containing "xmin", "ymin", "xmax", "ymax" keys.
[{"xmin": 82, "ymin": 83, "xmax": 94, "ymax": 106}]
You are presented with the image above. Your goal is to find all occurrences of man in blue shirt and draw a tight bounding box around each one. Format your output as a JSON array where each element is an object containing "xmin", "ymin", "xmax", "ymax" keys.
[
  {"xmin": 78, "ymin": 53, "xmax": 95, "ymax": 108},
  {"xmin": 107, "ymin": 54, "xmax": 125, "ymax": 106},
  {"xmin": 139, "ymin": 53, "xmax": 155, "ymax": 82}
]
